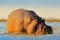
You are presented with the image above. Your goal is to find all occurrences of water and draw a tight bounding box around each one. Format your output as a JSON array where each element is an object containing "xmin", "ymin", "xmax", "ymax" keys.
[
  {"xmin": 0, "ymin": 22, "xmax": 60, "ymax": 40},
  {"xmin": 0, "ymin": 22, "xmax": 7, "ymax": 34},
  {"xmin": 46, "ymin": 22, "xmax": 60, "ymax": 27}
]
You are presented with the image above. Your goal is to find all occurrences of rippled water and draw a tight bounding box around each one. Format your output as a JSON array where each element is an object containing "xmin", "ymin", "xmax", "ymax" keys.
[{"xmin": 0, "ymin": 22, "xmax": 60, "ymax": 40}]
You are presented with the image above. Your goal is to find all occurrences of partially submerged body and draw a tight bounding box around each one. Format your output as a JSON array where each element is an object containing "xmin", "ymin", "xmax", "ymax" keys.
[{"xmin": 6, "ymin": 9, "xmax": 53, "ymax": 35}]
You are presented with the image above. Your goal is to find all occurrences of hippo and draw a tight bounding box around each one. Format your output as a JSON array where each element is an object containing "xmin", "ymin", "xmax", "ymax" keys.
[
  {"xmin": 6, "ymin": 9, "xmax": 53, "ymax": 35},
  {"xmin": 6, "ymin": 9, "xmax": 42, "ymax": 34}
]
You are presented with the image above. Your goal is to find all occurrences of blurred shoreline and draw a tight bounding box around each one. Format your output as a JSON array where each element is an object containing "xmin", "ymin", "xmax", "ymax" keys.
[
  {"xmin": 0, "ymin": 19, "xmax": 60, "ymax": 22},
  {"xmin": 45, "ymin": 19, "xmax": 60, "ymax": 22},
  {"xmin": 0, "ymin": 19, "xmax": 6, "ymax": 22}
]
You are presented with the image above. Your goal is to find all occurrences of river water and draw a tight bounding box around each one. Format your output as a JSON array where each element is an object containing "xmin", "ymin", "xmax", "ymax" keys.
[{"xmin": 0, "ymin": 22, "xmax": 60, "ymax": 40}]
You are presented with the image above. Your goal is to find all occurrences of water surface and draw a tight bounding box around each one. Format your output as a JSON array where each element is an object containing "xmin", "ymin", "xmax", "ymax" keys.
[{"xmin": 0, "ymin": 22, "xmax": 60, "ymax": 40}]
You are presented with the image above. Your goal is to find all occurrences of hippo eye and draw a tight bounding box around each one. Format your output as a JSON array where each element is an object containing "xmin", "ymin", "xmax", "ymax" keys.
[
  {"xmin": 30, "ymin": 18, "xmax": 35, "ymax": 23},
  {"xmin": 31, "ymin": 19, "xmax": 33, "ymax": 21},
  {"xmin": 31, "ymin": 18, "xmax": 35, "ymax": 21}
]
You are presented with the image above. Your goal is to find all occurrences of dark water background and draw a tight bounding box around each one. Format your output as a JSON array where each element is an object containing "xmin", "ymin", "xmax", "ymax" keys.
[{"xmin": 0, "ymin": 22, "xmax": 60, "ymax": 40}]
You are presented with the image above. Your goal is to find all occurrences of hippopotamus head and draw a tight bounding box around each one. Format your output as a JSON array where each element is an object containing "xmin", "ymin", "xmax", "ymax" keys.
[{"xmin": 36, "ymin": 17, "xmax": 53, "ymax": 34}]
